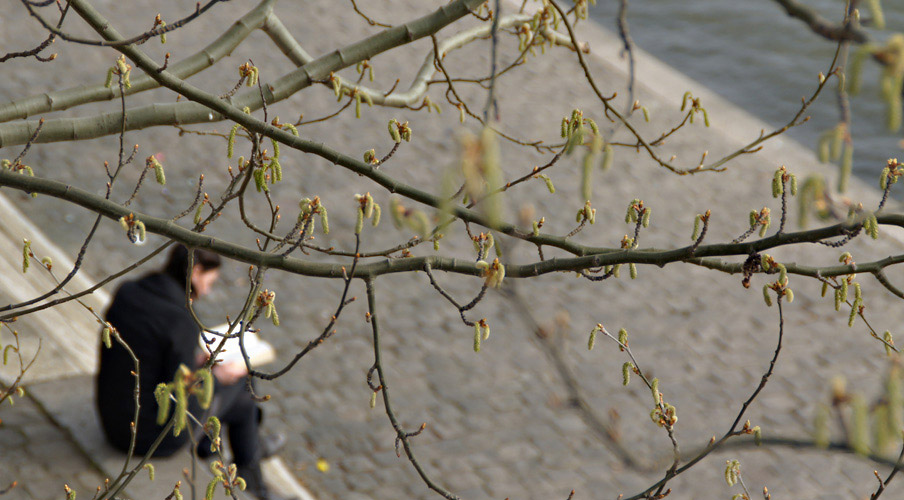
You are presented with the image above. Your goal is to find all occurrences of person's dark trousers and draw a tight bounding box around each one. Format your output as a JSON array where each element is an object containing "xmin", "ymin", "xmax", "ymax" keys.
[{"xmin": 205, "ymin": 379, "xmax": 262, "ymax": 468}]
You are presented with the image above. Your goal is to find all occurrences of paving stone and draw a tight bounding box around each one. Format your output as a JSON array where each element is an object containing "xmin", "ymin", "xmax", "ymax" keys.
[{"xmin": 4, "ymin": 1, "xmax": 904, "ymax": 499}]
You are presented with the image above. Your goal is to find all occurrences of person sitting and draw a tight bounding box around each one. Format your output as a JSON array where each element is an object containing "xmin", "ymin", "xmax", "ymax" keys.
[{"xmin": 96, "ymin": 245, "xmax": 289, "ymax": 500}]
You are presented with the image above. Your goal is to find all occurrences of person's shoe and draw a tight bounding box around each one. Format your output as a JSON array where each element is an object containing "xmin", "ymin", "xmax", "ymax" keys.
[{"xmin": 260, "ymin": 433, "xmax": 287, "ymax": 459}]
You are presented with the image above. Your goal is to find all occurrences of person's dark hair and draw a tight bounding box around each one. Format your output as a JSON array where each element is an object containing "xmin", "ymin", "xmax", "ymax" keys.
[{"xmin": 162, "ymin": 245, "xmax": 222, "ymax": 289}]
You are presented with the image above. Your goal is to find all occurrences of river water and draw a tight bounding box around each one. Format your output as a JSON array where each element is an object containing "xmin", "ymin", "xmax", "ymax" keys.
[{"xmin": 590, "ymin": 0, "xmax": 904, "ymax": 186}]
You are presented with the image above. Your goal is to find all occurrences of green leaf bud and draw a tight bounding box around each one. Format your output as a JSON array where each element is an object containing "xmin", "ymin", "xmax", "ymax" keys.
[
  {"xmin": 234, "ymin": 477, "xmax": 247, "ymax": 491},
  {"xmin": 785, "ymin": 288, "xmax": 794, "ymax": 303},
  {"xmin": 483, "ymin": 323, "xmax": 491, "ymax": 340},
  {"xmin": 364, "ymin": 149, "xmax": 377, "ymax": 164},
  {"xmin": 65, "ymin": 485, "xmax": 76, "ymax": 500},
  {"xmin": 749, "ymin": 210, "xmax": 758, "ymax": 228}
]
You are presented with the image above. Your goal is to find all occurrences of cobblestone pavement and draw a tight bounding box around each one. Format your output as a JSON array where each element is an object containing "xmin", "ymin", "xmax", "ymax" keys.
[
  {"xmin": 3, "ymin": 1, "xmax": 904, "ymax": 499},
  {"xmin": 0, "ymin": 392, "xmax": 106, "ymax": 499}
]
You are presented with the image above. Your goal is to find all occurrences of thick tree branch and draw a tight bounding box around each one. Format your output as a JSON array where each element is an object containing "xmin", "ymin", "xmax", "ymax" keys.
[{"xmin": 771, "ymin": 0, "xmax": 869, "ymax": 43}]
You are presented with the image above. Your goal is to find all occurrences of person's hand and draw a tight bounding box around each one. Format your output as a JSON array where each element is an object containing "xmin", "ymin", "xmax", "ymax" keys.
[{"xmin": 212, "ymin": 360, "xmax": 249, "ymax": 385}]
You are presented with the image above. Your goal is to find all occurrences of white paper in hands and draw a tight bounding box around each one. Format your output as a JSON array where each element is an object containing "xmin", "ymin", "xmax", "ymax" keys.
[{"xmin": 200, "ymin": 323, "xmax": 276, "ymax": 366}]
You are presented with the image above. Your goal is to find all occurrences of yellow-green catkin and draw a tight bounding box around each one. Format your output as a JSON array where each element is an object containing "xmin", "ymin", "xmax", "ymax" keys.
[
  {"xmin": 839, "ymin": 143, "xmax": 854, "ymax": 192},
  {"xmin": 144, "ymin": 463, "xmax": 155, "ymax": 481},
  {"xmin": 473, "ymin": 324, "xmax": 481, "ymax": 353},
  {"xmin": 370, "ymin": 391, "xmax": 377, "ymax": 409},
  {"xmin": 102, "ymin": 327, "xmax": 112, "ymax": 349},
  {"xmin": 884, "ymin": 331, "xmax": 895, "ymax": 356},
  {"xmin": 850, "ymin": 395, "xmax": 870, "ymax": 455},
  {"xmin": 763, "ymin": 285, "xmax": 772, "ymax": 307},
  {"xmin": 227, "ymin": 124, "xmax": 240, "ymax": 158},
  {"xmin": 21, "ymin": 239, "xmax": 30, "ymax": 273},
  {"xmin": 197, "ymin": 368, "xmax": 214, "ymax": 409},
  {"xmin": 154, "ymin": 383, "xmax": 172, "ymax": 425},
  {"xmin": 650, "ymin": 378, "xmax": 660, "ymax": 403},
  {"xmin": 622, "ymin": 362, "xmax": 633, "ymax": 386},
  {"xmin": 629, "ymin": 263, "xmax": 637, "ymax": 279},
  {"xmin": 813, "ymin": 404, "xmax": 830, "ymax": 448},
  {"xmin": 205, "ymin": 478, "xmax": 217, "ymax": 500},
  {"xmin": 588, "ymin": 327, "xmax": 597, "ymax": 350},
  {"xmin": 772, "ymin": 169, "xmax": 784, "ymax": 198},
  {"xmin": 601, "ymin": 143, "xmax": 614, "ymax": 170}
]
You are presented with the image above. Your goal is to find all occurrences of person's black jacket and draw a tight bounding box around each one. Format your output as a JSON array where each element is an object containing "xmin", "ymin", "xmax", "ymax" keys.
[{"xmin": 97, "ymin": 272, "xmax": 201, "ymax": 456}]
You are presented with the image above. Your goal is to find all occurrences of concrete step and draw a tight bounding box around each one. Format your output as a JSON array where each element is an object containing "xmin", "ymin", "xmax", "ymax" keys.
[
  {"xmin": 0, "ymin": 192, "xmax": 109, "ymax": 384},
  {"xmin": 28, "ymin": 376, "xmax": 314, "ymax": 500}
]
